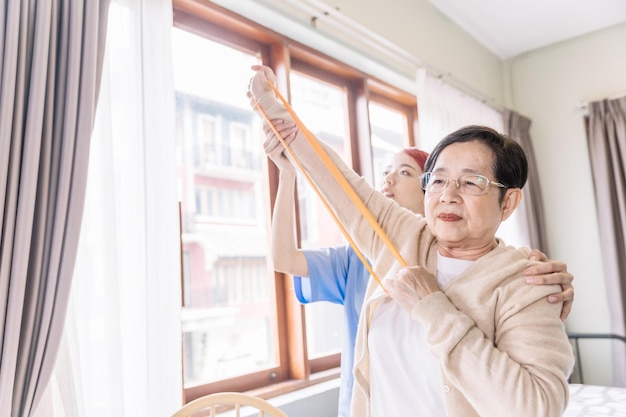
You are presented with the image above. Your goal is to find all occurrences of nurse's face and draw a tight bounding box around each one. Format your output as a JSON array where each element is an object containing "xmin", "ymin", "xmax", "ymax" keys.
[{"xmin": 380, "ymin": 151, "xmax": 425, "ymax": 215}]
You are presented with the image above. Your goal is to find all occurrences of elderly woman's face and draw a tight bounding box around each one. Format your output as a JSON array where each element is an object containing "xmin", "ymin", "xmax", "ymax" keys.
[{"xmin": 424, "ymin": 140, "xmax": 506, "ymax": 256}]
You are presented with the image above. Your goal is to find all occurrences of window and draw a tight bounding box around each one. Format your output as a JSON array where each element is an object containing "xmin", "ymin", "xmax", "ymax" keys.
[
  {"xmin": 172, "ymin": 24, "xmax": 276, "ymax": 392},
  {"xmin": 289, "ymin": 70, "xmax": 350, "ymax": 359},
  {"xmin": 369, "ymin": 101, "xmax": 410, "ymax": 186},
  {"xmin": 197, "ymin": 114, "xmax": 219, "ymax": 167},
  {"xmin": 172, "ymin": 0, "xmax": 418, "ymax": 402},
  {"xmin": 230, "ymin": 123, "xmax": 254, "ymax": 169}
]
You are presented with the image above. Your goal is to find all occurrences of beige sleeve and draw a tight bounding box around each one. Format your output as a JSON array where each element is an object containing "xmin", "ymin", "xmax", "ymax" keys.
[
  {"xmin": 411, "ymin": 255, "xmax": 574, "ymax": 417},
  {"xmin": 254, "ymin": 91, "xmax": 431, "ymax": 278}
]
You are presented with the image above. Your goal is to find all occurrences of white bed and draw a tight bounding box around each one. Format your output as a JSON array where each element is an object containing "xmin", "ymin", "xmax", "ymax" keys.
[{"xmin": 564, "ymin": 384, "xmax": 626, "ymax": 416}]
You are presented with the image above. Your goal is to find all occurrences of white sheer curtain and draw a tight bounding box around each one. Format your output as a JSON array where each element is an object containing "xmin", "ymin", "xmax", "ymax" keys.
[
  {"xmin": 415, "ymin": 68, "xmax": 504, "ymax": 151},
  {"xmin": 35, "ymin": 1, "xmax": 183, "ymax": 416},
  {"xmin": 415, "ymin": 69, "xmax": 530, "ymax": 248}
]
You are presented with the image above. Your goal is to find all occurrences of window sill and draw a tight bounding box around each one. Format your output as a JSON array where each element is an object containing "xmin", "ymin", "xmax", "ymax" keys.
[
  {"xmin": 246, "ymin": 367, "xmax": 340, "ymax": 400},
  {"xmin": 237, "ymin": 371, "xmax": 341, "ymax": 417}
]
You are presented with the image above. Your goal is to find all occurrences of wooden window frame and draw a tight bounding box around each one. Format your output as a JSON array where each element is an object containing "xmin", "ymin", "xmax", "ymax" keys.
[{"xmin": 173, "ymin": 0, "xmax": 417, "ymax": 403}]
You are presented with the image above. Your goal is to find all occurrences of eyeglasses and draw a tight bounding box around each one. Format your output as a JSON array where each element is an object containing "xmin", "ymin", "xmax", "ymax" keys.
[{"xmin": 420, "ymin": 172, "xmax": 507, "ymax": 196}]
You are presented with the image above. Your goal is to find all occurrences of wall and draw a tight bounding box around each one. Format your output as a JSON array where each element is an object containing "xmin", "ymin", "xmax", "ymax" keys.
[
  {"xmin": 505, "ymin": 23, "xmax": 626, "ymax": 385},
  {"xmin": 227, "ymin": 0, "xmax": 504, "ymax": 102},
  {"xmin": 308, "ymin": 0, "xmax": 504, "ymax": 101}
]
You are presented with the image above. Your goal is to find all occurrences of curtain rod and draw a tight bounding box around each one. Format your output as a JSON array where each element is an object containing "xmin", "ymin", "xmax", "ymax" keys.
[
  {"xmin": 281, "ymin": 0, "xmax": 504, "ymax": 112},
  {"xmin": 577, "ymin": 91, "xmax": 626, "ymax": 110}
]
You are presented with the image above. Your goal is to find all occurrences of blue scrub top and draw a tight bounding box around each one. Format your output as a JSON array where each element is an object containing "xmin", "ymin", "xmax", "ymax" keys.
[{"xmin": 293, "ymin": 245, "xmax": 369, "ymax": 417}]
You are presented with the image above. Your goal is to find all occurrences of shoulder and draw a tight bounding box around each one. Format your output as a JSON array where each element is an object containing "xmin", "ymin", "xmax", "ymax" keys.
[
  {"xmin": 301, "ymin": 246, "xmax": 347, "ymax": 273},
  {"xmin": 474, "ymin": 244, "xmax": 558, "ymax": 298},
  {"xmin": 303, "ymin": 245, "xmax": 368, "ymax": 276},
  {"xmin": 303, "ymin": 245, "xmax": 351, "ymax": 262},
  {"xmin": 484, "ymin": 242, "xmax": 532, "ymax": 270},
  {"xmin": 488, "ymin": 245, "xmax": 561, "ymax": 308}
]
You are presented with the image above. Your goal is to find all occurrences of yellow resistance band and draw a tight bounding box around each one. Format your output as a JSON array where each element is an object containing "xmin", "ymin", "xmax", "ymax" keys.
[
  {"xmin": 253, "ymin": 97, "xmax": 386, "ymax": 290},
  {"xmin": 253, "ymin": 81, "xmax": 409, "ymax": 289}
]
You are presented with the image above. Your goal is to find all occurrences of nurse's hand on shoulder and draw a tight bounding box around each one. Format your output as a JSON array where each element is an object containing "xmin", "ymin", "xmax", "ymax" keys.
[
  {"xmin": 385, "ymin": 266, "xmax": 440, "ymax": 313},
  {"xmin": 524, "ymin": 249, "xmax": 575, "ymax": 321}
]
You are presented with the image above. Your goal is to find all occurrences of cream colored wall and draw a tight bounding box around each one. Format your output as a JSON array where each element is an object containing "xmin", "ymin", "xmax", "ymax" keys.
[
  {"xmin": 504, "ymin": 23, "xmax": 626, "ymax": 385},
  {"xmin": 319, "ymin": 0, "xmax": 504, "ymax": 100},
  {"xmin": 252, "ymin": 0, "xmax": 504, "ymax": 101}
]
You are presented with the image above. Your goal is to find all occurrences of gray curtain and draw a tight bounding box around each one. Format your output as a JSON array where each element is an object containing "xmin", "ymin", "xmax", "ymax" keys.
[
  {"xmin": 587, "ymin": 97, "xmax": 626, "ymax": 387},
  {"xmin": 503, "ymin": 109, "xmax": 549, "ymax": 252},
  {"xmin": 0, "ymin": 1, "xmax": 110, "ymax": 416}
]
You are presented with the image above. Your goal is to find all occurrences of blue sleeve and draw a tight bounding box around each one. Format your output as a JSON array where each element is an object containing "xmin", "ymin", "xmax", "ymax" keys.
[{"xmin": 293, "ymin": 245, "xmax": 368, "ymax": 306}]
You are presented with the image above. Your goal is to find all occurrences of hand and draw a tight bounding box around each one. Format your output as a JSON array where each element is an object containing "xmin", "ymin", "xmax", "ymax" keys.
[
  {"xmin": 247, "ymin": 64, "xmax": 277, "ymax": 103},
  {"xmin": 263, "ymin": 119, "xmax": 298, "ymax": 172},
  {"xmin": 385, "ymin": 266, "xmax": 440, "ymax": 314},
  {"xmin": 524, "ymin": 249, "xmax": 574, "ymax": 321},
  {"xmin": 247, "ymin": 66, "xmax": 299, "ymax": 161}
]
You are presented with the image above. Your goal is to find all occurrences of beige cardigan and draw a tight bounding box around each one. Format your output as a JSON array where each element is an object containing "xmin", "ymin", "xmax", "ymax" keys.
[{"xmin": 253, "ymin": 90, "xmax": 574, "ymax": 417}]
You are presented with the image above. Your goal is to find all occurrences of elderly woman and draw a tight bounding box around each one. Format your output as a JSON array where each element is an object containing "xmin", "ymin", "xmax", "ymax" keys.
[{"xmin": 248, "ymin": 65, "xmax": 574, "ymax": 417}]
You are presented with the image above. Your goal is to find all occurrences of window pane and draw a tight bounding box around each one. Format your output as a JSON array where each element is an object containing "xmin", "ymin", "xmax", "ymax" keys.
[
  {"xmin": 289, "ymin": 71, "xmax": 350, "ymax": 359},
  {"xmin": 369, "ymin": 102, "xmax": 408, "ymax": 187},
  {"xmin": 172, "ymin": 27, "xmax": 276, "ymax": 387}
]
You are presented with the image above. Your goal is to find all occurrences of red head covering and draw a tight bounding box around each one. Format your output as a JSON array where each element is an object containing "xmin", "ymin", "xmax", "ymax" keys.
[{"xmin": 402, "ymin": 147, "xmax": 429, "ymax": 171}]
